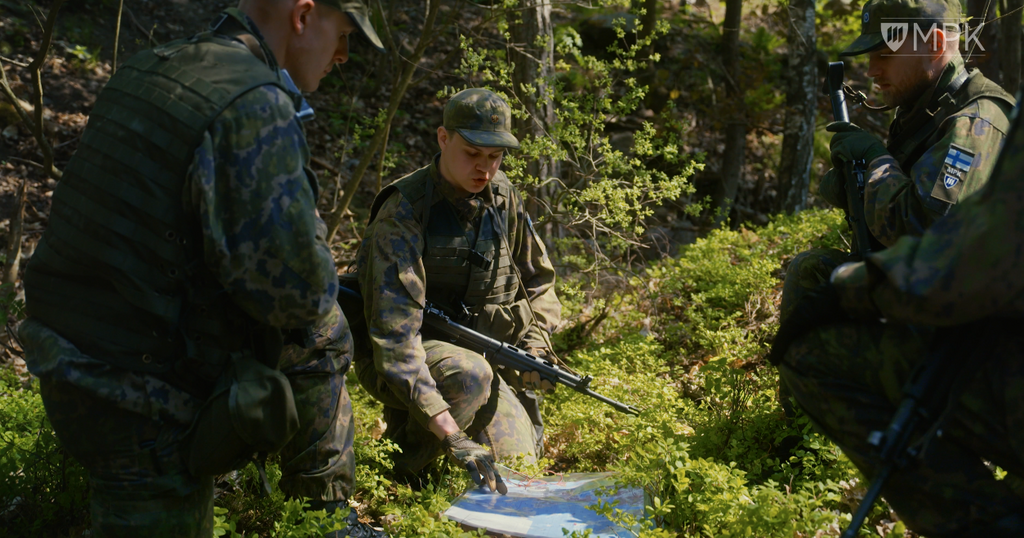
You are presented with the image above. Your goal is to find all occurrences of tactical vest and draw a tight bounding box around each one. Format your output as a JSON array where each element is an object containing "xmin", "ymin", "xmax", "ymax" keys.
[
  {"xmin": 24, "ymin": 20, "xmax": 293, "ymax": 388},
  {"xmin": 368, "ymin": 164, "xmax": 520, "ymax": 316},
  {"xmin": 888, "ymin": 69, "xmax": 1015, "ymax": 171}
]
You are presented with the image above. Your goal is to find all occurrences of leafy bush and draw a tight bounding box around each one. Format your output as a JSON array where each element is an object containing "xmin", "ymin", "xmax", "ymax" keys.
[
  {"xmin": 2, "ymin": 209, "xmax": 902, "ymax": 536},
  {"xmin": 0, "ymin": 367, "xmax": 89, "ymax": 536}
]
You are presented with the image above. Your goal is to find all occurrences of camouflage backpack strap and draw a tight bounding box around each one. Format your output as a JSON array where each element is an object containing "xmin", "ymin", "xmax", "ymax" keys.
[
  {"xmin": 887, "ymin": 69, "xmax": 968, "ymax": 168},
  {"xmin": 889, "ymin": 69, "xmax": 1014, "ymax": 169}
]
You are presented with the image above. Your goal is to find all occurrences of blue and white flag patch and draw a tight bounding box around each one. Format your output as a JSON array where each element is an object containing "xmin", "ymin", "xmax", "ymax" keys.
[
  {"xmin": 944, "ymin": 145, "xmax": 974, "ymax": 172},
  {"xmin": 931, "ymin": 144, "xmax": 974, "ymax": 205}
]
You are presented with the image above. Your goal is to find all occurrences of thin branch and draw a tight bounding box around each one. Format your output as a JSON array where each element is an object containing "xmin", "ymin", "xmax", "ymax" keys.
[
  {"xmin": 0, "ymin": 56, "xmax": 30, "ymax": 68},
  {"xmin": 0, "ymin": 63, "xmax": 36, "ymax": 128},
  {"xmin": 27, "ymin": 0, "xmax": 66, "ymax": 181},
  {"xmin": 4, "ymin": 156, "xmax": 44, "ymax": 169},
  {"xmin": 113, "ymin": 0, "xmax": 125, "ymax": 74},
  {"xmin": 325, "ymin": 0, "xmax": 443, "ymax": 242},
  {"xmin": 125, "ymin": 7, "xmax": 158, "ymax": 47},
  {"xmin": 2, "ymin": 177, "xmax": 29, "ymax": 286}
]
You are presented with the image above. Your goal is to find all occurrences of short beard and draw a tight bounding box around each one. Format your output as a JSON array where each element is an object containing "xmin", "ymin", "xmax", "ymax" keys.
[{"xmin": 882, "ymin": 74, "xmax": 936, "ymax": 109}]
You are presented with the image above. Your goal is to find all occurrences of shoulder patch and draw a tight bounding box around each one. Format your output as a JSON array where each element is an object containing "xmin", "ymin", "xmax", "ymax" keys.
[{"xmin": 931, "ymin": 144, "xmax": 974, "ymax": 204}]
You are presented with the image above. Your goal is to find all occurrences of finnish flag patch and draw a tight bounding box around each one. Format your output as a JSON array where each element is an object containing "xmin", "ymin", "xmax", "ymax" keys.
[{"xmin": 931, "ymin": 144, "xmax": 974, "ymax": 205}]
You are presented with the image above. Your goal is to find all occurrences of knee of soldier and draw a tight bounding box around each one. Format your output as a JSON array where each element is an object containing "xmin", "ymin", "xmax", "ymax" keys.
[
  {"xmin": 785, "ymin": 248, "xmax": 848, "ymax": 284},
  {"xmin": 435, "ymin": 352, "xmax": 494, "ymax": 404}
]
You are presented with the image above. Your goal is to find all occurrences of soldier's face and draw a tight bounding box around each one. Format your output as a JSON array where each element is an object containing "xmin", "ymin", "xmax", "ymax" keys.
[
  {"xmin": 437, "ymin": 128, "xmax": 504, "ymax": 196},
  {"xmin": 866, "ymin": 41, "xmax": 935, "ymax": 108},
  {"xmin": 285, "ymin": 4, "xmax": 356, "ymax": 92}
]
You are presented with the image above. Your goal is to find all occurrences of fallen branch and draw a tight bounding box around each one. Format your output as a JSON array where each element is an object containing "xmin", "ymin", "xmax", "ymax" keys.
[
  {"xmin": 311, "ymin": 155, "xmax": 340, "ymax": 175},
  {"xmin": 0, "ymin": 55, "xmax": 30, "ymax": 68}
]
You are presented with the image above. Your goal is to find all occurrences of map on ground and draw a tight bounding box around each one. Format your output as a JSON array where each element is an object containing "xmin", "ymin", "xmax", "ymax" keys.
[{"xmin": 444, "ymin": 466, "xmax": 645, "ymax": 537}]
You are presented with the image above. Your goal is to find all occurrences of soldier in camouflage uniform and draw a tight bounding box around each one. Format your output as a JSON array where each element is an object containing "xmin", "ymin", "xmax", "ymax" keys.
[
  {"xmin": 16, "ymin": 1, "xmax": 384, "ymax": 536},
  {"xmin": 354, "ymin": 89, "xmax": 561, "ymax": 491},
  {"xmin": 771, "ymin": 103, "xmax": 1024, "ymax": 535},
  {"xmin": 781, "ymin": 0, "xmax": 1015, "ymax": 323}
]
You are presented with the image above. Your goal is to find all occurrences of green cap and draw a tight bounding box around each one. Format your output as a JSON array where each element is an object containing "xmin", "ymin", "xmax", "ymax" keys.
[
  {"xmin": 321, "ymin": 1, "xmax": 385, "ymax": 53},
  {"xmin": 443, "ymin": 89, "xmax": 520, "ymax": 149},
  {"xmin": 841, "ymin": 0, "xmax": 962, "ymax": 56}
]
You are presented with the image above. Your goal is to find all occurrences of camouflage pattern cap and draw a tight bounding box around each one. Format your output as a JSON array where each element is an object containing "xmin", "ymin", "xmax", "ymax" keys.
[
  {"xmin": 841, "ymin": 0, "xmax": 962, "ymax": 56},
  {"xmin": 320, "ymin": 0, "xmax": 385, "ymax": 53},
  {"xmin": 444, "ymin": 88, "xmax": 520, "ymax": 149}
]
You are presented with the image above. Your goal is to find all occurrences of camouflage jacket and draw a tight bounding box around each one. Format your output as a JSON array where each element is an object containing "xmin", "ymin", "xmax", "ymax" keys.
[
  {"xmin": 833, "ymin": 109, "xmax": 1024, "ymax": 325},
  {"xmin": 860, "ymin": 55, "xmax": 1014, "ymax": 246},
  {"xmin": 356, "ymin": 156, "xmax": 561, "ymax": 426},
  {"xmin": 20, "ymin": 11, "xmax": 336, "ymax": 424}
]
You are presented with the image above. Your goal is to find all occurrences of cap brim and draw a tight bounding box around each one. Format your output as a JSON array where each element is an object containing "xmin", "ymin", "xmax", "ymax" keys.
[
  {"xmin": 346, "ymin": 10, "xmax": 385, "ymax": 53},
  {"xmin": 456, "ymin": 129, "xmax": 520, "ymax": 149},
  {"xmin": 840, "ymin": 33, "xmax": 887, "ymax": 57}
]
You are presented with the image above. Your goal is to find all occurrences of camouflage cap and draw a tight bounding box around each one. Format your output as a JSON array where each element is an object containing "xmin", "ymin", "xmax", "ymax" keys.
[
  {"xmin": 443, "ymin": 89, "xmax": 520, "ymax": 149},
  {"xmin": 841, "ymin": 0, "xmax": 962, "ymax": 56},
  {"xmin": 320, "ymin": 0, "xmax": 385, "ymax": 53}
]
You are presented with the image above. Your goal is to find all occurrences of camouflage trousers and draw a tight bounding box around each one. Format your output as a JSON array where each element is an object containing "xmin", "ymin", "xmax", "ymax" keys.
[
  {"xmin": 33, "ymin": 304, "xmax": 355, "ymax": 537},
  {"xmin": 357, "ymin": 339, "xmax": 537, "ymax": 475},
  {"xmin": 779, "ymin": 247, "xmax": 853, "ymax": 324},
  {"xmin": 778, "ymin": 321, "xmax": 1024, "ymax": 537}
]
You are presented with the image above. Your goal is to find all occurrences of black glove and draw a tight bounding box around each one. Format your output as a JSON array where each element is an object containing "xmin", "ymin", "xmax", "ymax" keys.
[
  {"xmin": 443, "ymin": 431, "xmax": 507, "ymax": 495},
  {"xmin": 817, "ymin": 168, "xmax": 848, "ymax": 210},
  {"xmin": 827, "ymin": 121, "xmax": 888, "ymax": 167},
  {"xmin": 769, "ymin": 283, "xmax": 848, "ymax": 366}
]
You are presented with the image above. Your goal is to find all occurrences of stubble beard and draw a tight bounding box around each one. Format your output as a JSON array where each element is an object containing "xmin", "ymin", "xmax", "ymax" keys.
[{"xmin": 881, "ymin": 72, "xmax": 935, "ymax": 109}]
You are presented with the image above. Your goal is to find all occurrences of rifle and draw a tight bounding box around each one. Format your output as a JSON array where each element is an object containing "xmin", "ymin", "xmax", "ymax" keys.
[
  {"xmin": 337, "ymin": 282, "xmax": 639, "ymax": 416},
  {"xmin": 825, "ymin": 61, "xmax": 874, "ymax": 259},
  {"xmin": 840, "ymin": 323, "xmax": 986, "ymax": 538}
]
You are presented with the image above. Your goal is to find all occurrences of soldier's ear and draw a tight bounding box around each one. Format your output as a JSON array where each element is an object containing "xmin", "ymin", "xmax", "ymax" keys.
[
  {"xmin": 437, "ymin": 126, "xmax": 449, "ymax": 150},
  {"xmin": 291, "ymin": 0, "xmax": 315, "ymax": 35}
]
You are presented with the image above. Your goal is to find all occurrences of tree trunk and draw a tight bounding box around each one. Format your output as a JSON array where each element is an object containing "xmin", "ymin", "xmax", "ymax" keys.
[
  {"xmin": 967, "ymin": 0, "xmax": 1000, "ymax": 82},
  {"xmin": 775, "ymin": 0, "xmax": 817, "ymax": 214},
  {"xmin": 510, "ymin": 0, "xmax": 560, "ymax": 239},
  {"xmin": 999, "ymin": 0, "xmax": 1023, "ymax": 94},
  {"xmin": 714, "ymin": 0, "xmax": 745, "ymax": 227}
]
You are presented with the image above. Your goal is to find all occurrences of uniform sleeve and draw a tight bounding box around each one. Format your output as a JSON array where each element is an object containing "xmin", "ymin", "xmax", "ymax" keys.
[
  {"xmin": 862, "ymin": 109, "xmax": 1007, "ymax": 246},
  {"xmin": 833, "ymin": 127, "xmax": 1024, "ymax": 326},
  {"xmin": 185, "ymin": 85, "xmax": 338, "ymax": 329},
  {"xmin": 508, "ymin": 189, "xmax": 561, "ymax": 349},
  {"xmin": 356, "ymin": 193, "xmax": 450, "ymax": 425}
]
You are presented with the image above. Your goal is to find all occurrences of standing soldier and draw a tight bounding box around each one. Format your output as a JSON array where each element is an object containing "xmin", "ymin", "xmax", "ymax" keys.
[
  {"xmin": 17, "ymin": 1, "xmax": 384, "ymax": 536},
  {"xmin": 781, "ymin": 0, "xmax": 1015, "ymax": 322},
  {"xmin": 354, "ymin": 89, "xmax": 561, "ymax": 492},
  {"xmin": 770, "ymin": 103, "xmax": 1024, "ymax": 536}
]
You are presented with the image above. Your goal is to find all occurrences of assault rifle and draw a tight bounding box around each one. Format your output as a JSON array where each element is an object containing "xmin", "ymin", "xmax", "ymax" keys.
[
  {"xmin": 825, "ymin": 61, "xmax": 874, "ymax": 259},
  {"xmin": 421, "ymin": 303, "xmax": 640, "ymax": 416},
  {"xmin": 337, "ymin": 282, "xmax": 639, "ymax": 416},
  {"xmin": 840, "ymin": 324, "xmax": 985, "ymax": 538}
]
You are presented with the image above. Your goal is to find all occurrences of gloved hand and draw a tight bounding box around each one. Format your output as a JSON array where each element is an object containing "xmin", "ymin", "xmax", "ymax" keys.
[
  {"xmin": 516, "ymin": 347, "xmax": 556, "ymax": 392},
  {"xmin": 817, "ymin": 168, "xmax": 848, "ymax": 209},
  {"xmin": 827, "ymin": 122, "xmax": 888, "ymax": 167},
  {"xmin": 443, "ymin": 431, "xmax": 508, "ymax": 494},
  {"xmin": 768, "ymin": 283, "xmax": 848, "ymax": 366},
  {"xmin": 518, "ymin": 370, "xmax": 556, "ymax": 392}
]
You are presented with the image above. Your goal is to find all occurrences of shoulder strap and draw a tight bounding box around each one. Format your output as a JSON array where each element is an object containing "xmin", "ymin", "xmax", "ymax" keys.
[{"xmin": 889, "ymin": 69, "xmax": 1013, "ymax": 169}]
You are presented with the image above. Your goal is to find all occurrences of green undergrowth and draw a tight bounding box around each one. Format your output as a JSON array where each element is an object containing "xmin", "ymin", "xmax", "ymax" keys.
[{"xmin": 2, "ymin": 209, "xmax": 902, "ymax": 536}]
